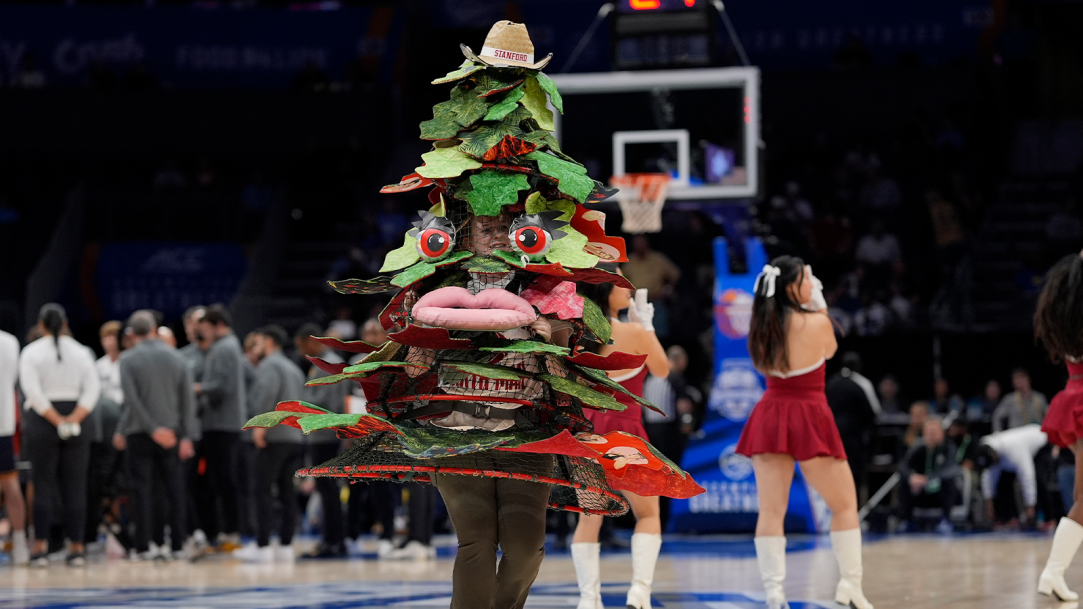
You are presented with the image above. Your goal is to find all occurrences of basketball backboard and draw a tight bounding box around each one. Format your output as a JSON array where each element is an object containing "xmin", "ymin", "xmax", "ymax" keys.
[{"xmin": 550, "ymin": 66, "xmax": 760, "ymax": 201}]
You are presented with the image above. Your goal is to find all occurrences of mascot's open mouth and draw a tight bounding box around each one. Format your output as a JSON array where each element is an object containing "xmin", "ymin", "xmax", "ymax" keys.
[{"xmin": 412, "ymin": 286, "xmax": 537, "ymax": 331}]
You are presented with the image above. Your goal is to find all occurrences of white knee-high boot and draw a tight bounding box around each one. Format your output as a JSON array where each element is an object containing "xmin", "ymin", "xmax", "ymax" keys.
[
  {"xmin": 1039, "ymin": 517, "xmax": 1083, "ymax": 601},
  {"xmin": 831, "ymin": 528, "xmax": 873, "ymax": 609},
  {"xmin": 626, "ymin": 533, "xmax": 662, "ymax": 609},
  {"xmin": 754, "ymin": 536, "xmax": 789, "ymax": 609},
  {"xmin": 571, "ymin": 542, "xmax": 602, "ymax": 609}
]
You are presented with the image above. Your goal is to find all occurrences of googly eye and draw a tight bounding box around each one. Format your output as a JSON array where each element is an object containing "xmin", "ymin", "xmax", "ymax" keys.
[
  {"xmin": 512, "ymin": 226, "xmax": 552, "ymax": 258},
  {"xmin": 417, "ymin": 228, "xmax": 454, "ymax": 261}
]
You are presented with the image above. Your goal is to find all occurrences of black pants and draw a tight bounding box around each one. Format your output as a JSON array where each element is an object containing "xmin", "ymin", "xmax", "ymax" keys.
[
  {"xmin": 309, "ymin": 442, "xmax": 344, "ymax": 547},
  {"xmin": 407, "ymin": 482, "xmax": 436, "ymax": 544},
  {"xmin": 25, "ymin": 402, "xmax": 89, "ymax": 544},
  {"xmin": 200, "ymin": 431, "xmax": 240, "ymax": 538},
  {"xmin": 236, "ymin": 441, "xmax": 257, "ymax": 539},
  {"xmin": 348, "ymin": 480, "xmax": 397, "ymax": 540},
  {"xmin": 84, "ymin": 441, "xmax": 117, "ymax": 543},
  {"xmin": 126, "ymin": 433, "xmax": 187, "ymax": 552},
  {"xmin": 433, "ymin": 471, "xmax": 550, "ymax": 609},
  {"xmin": 256, "ymin": 443, "xmax": 304, "ymax": 547},
  {"xmin": 899, "ymin": 475, "xmax": 958, "ymax": 522}
]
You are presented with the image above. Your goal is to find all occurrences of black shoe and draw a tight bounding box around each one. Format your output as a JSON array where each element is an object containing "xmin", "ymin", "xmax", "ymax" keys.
[
  {"xmin": 66, "ymin": 552, "xmax": 86, "ymax": 567},
  {"xmin": 305, "ymin": 542, "xmax": 346, "ymax": 559},
  {"xmin": 29, "ymin": 553, "xmax": 49, "ymax": 568}
]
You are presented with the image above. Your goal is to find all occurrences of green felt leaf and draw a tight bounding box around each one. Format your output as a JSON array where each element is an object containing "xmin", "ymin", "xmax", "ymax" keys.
[
  {"xmin": 432, "ymin": 60, "xmax": 484, "ymax": 85},
  {"xmin": 443, "ymin": 361, "xmax": 531, "ymax": 381},
  {"xmin": 491, "ymin": 248, "xmax": 528, "ymax": 269},
  {"xmin": 462, "ymin": 256, "xmax": 511, "ymax": 274},
  {"xmin": 571, "ymin": 365, "xmax": 662, "ymax": 414},
  {"xmin": 416, "ymin": 147, "xmax": 483, "ymax": 179},
  {"xmin": 446, "ymin": 84, "xmax": 493, "ymax": 127},
  {"xmin": 341, "ymin": 359, "xmax": 423, "ymax": 376},
  {"xmin": 540, "ymin": 374, "xmax": 625, "ymax": 411},
  {"xmin": 580, "ymin": 295, "xmax": 611, "ymax": 345},
  {"xmin": 436, "ymin": 270, "xmax": 470, "ymax": 289},
  {"xmin": 546, "ymin": 225, "xmax": 599, "ymax": 268},
  {"xmin": 298, "ymin": 413, "xmax": 363, "ymax": 434},
  {"xmin": 466, "ymin": 170, "xmax": 531, "ymax": 216},
  {"xmin": 473, "ymin": 72, "xmax": 524, "ymax": 97},
  {"xmin": 458, "ymin": 123, "xmax": 523, "ymax": 159},
  {"xmin": 535, "ymin": 72, "xmax": 564, "ymax": 114},
  {"xmin": 357, "ymin": 340, "xmax": 402, "ymax": 365},
  {"xmin": 480, "ymin": 341, "xmax": 570, "ymax": 356},
  {"xmin": 420, "ymin": 115, "xmax": 462, "ymax": 140},
  {"xmin": 500, "ymin": 105, "xmax": 533, "ymax": 128},
  {"xmin": 519, "ymin": 129, "xmax": 562, "ymax": 152},
  {"xmin": 395, "ymin": 427, "xmax": 512, "ymax": 459},
  {"xmin": 430, "ymin": 194, "xmax": 446, "ymax": 217},
  {"xmin": 519, "ymin": 76, "xmax": 556, "ymax": 131},
  {"xmin": 244, "ymin": 411, "xmax": 299, "ymax": 429},
  {"xmin": 380, "ymin": 235, "xmax": 421, "ymax": 272},
  {"xmin": 527, "ymin": 151, "xmax": 594, "ymax": 203},
  {"xmin": 328, "ymin": 276, "xmax": 396, "ymax": 295},
  {"xmin": 546, "ymin": 197, "xmax": 576, "ymax": 221},
  {"xmin": 483, "ymin": 86, "xmax": 526, "ymax": 121},
  {"xmin": 524, "ymin": 191, "xmax": 546, "ymax": 214},
  {"xmin": 392, "ymin": 261, "xmax": 435, "ymax": 288}
]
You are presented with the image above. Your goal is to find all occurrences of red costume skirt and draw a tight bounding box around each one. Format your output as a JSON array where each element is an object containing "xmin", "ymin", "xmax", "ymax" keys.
[
  {"xmin": 736, "ymin": 362, "xmax": 847, "ymax": 461},
  {"xmin": 1043, "ymin": 362, "xmax": 1083, "ymax": 448},
  {"xmin": 583, "ymin": 366, "xmax": 649, "ymax": 438}
]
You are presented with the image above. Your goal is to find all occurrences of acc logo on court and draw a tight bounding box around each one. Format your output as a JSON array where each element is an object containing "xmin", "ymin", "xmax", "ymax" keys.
[
  {"xmin": 714, "ymin": 288, "xmax": 754, "ymax": 339},
  {"xmin": 718, "ymin": 443, "xmax": 753, "ymax": 480},
  {"xmin": 708, "ymin": 359, "xmax": 763, "ymax": 421}
]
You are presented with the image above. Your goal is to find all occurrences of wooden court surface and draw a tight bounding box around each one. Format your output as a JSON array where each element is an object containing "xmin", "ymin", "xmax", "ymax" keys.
[{"xmin": 0, "ymin": 534, "xmax": 1076, "ymax": 608}]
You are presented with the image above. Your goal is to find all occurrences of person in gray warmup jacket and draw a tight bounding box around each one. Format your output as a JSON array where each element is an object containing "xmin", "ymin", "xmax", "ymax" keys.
[
  {"xmin": 237, "ymin": 325, "xmax": 306, "ymax": 563},
  {"xmin": 113, "ymin": 310, "xmax": 199, "ymax": 559},
  {"xmin": 295, "ymin": 323, "xmax": 352, "ymax": 558},
  {"xmin": 192, "ymin": 304, "xmax": 246, "ymax": 545}
]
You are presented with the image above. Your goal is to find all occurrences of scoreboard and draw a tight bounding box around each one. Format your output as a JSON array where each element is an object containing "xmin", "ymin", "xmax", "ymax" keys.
[
  {"xmin": 612, "ymin": 0, "xmax": 720, "ymax": 69},
  {"xmin": 618, "ymin": 0, "xmax": 703, "ymax": 12}
]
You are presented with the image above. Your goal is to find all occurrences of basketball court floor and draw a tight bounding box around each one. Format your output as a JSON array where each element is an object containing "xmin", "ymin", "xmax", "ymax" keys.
[{"xmin": 0, "ymin": 533, "xmax": 1071, "ymax": 608}]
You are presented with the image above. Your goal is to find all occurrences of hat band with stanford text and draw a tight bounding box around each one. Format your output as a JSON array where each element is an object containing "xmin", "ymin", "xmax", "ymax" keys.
[{"xmin": 481, "ymin": 46, "xmax": 534, "ymax": 64}]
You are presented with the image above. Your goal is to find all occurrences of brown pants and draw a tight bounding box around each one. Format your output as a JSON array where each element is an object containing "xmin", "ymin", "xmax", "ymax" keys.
[{"xmin": 433, "ymin": 470, "xmax": 550, "ymax": 609}]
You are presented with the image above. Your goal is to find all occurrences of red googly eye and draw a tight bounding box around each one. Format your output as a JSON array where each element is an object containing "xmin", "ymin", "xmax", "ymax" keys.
[
  {"xmin": 513, "ymin": 226, "xmax": 550, "ymax": 256},
  {"xmin": 417, "ymin": 228, "xmax": 452, "ymax": 260}
]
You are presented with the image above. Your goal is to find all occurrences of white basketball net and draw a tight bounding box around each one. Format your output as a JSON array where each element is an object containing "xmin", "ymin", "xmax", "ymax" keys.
[{"xmin": 610, "ymin": 173, "xmax": 669, "ymax": 234}]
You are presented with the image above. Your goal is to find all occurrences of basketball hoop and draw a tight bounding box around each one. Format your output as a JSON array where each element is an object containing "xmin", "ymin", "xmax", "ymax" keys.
[{"xmin": 609, "ymin": 173, "xmax": 670, "ymax": 234}]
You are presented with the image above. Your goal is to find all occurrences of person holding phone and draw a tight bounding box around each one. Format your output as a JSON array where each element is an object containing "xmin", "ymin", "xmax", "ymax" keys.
[{"xmin": 571, "ymin": 266, "xmax": 669, "ymax": 609}]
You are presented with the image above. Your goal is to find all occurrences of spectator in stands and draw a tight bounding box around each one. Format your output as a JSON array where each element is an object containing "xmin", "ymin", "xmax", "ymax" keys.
[
  {"xmin": 621, "ymin": 235, "xmax": 680, "ymax": 337},
  {"xmin": 968, "ymin": 380, "xmax": 1002, "ymax": 419},
  {"xmin": 978, "ymin": 424, "xmax": 1048, "ymax": 526},
  {"xmin": 327, "ymin": 306, "xmax": 357, "ymax": 341},
  {"xmin": 19, "ymin": 304, "xmax": 101, "ymax": 567},
  {"xmin": 178, "ymin": 306, "xmax": 207, "ymax": 385},
  {"xmin": 237, "ymin": 325, "xmax": 306, "ymax": 563},
  {"xmin": 993, "ymin": 368, "xmax": 1048, "ymax": 431},
  {"xmin": 947, "ymin": 419, "xmax": 979, "ymax": 470},
  {"xmin": 112, "ymin": 311, "xmax": 197, "ymax": 561},
  {"xmin": 295, "ymin": 323, "xmax": 351, "ymax": 558},
  {"xmin": 858, "ymin": 159, "xmax": 902, "ymax": 215},
  {"xmin": 931, "ymin": 378, "xmax": 965, "ymax": 415},
  {"xmin": 927, "ymin": 189, "xmax": 967, "ymax": 275},
  {"xmin": 193, "ymin": 304, "xmax": 246, "ymax": 548},
  {"xmin": 878, "ymin": 375, "xmax": 905, "ymax": 415},
  {"xmin": 826, "ymin": 352, "xmax": 881, "ymax": 501},
  {"xmin": 852, "ymin": 290, "xmax": 891, "ymax": 336},
  {"xmin": 854, "ymin": 220, "xmax": 902, "ymax": 277},
  {"xmin": 898, "ymin": 417, "xmax": 959, "ymax": 534},
  {"xmin": 904, "ymin": 401, "xmax": 930, "ymax": 448},
  {"xmin": 0, "ymin": 328, "xmax": 28, "ymax": 565}
]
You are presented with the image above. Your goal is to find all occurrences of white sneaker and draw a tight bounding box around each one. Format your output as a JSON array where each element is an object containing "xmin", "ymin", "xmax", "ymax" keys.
[
  {"xmin": 234, "ymin": 543, "xmax": 273, "ymax": 564},
  {"xmin": 11, "ymin": 540, "xmax": 29, "ymax": 567},
  {"xmin": 274, "ymin": 545, "xmax": 294, "ymax": 563},
  {"xmin": 387, "ymin": 540, "xmax": 435, "ymax": 561},
  {"xmin": 376, "ymin": 539, "xmax": 395, "ymax": 559}
]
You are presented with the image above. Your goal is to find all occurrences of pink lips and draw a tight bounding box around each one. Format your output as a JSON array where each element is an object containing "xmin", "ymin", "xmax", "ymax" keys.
[{"xmin": 411, "ymin": 287, "xmax": 538, "ymax": 331}]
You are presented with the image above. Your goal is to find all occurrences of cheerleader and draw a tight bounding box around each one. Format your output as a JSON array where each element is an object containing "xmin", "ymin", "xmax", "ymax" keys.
[
  {"xmin": 1035, "ymin": 253, "xmax": 1083, "ymax": 601},
  {"xmin": 572, "ymin": 267, "xmax": 670, "ymax": 609},
  {"xmin": 736, "ymin": 257, "xmax": 873, "ymax": 609}
]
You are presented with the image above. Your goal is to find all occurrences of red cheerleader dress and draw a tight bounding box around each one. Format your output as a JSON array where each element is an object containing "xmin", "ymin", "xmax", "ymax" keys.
[
  {"xmin": 736, "ymin": 360, "xmax": 848, "ymax": 461},
  {"xmin": 1042, "ymin": 360, "xmax": 1083, "ymax": 448},
  {"xmin": 584, "ymin": 365, "xmax": 649, "ymax": 438}
]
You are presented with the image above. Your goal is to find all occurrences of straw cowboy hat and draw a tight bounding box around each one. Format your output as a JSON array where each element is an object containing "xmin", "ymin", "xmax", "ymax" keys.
[{"xmin": 461, "ymin": 21, "xmax": 552, "ymax": 71}]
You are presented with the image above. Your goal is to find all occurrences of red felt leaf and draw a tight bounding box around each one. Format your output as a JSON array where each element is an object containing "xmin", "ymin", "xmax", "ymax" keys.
[
  {"xmin": 480, "ymin": 162, "xmax": 533, "ymax": 174},
  {"xmin": 379, "ymin": 289, "xmax": 411, "ymax": 331},
  {"xmin": 570, "ymin": 204, "xmax": 628, "ymax": 263},
  {"xmin": 565, "ymin": 351, "xmax": 648, "ymax": 371},
  {"xmin": 483, "ymin": 135, "xmax": 537, "ymax": 162},
  {"xmin": 497, "ymin": 430, "xmax": 599, "ymax": 458},
  {"xmin": 563, "ymin": 267, "xmax": 635, "ymax": 289},
  {"xmin": 604, "ymin": 463, "xmax": 705, "ymax": 499},
  {"xmin": 380, "ymin": 173, "xmax": 433, "ymax": 194},
  {"xmin": 276, "ymin": 401, "xmax": 331, "ymax": 415},
  {"xmin": 428, "ymin": 185, "xmax": 445, "ymax": 206},
  {"xmin": 306, "ymin": 355, "xmax": 347, "ymax": 375},
  {"xmin": 312, "ymin": 336, "xmax": 379, "ymax": 354},
  {"xmin": 388, "ymin": 325, "xmax": 473, "ymax": 349}
]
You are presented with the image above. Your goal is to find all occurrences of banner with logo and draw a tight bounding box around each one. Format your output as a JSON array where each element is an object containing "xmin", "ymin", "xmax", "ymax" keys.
[
  {"xmin": 669, "ymin": 237, "xmax": 826, "ymax": 533},
  {"xmin": 88, "ymin": 242, "xmax": 247, "ymax": 320}
]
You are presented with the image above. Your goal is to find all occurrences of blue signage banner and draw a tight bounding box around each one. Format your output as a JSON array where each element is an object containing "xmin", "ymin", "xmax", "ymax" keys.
[
  {"xmin": 670, "ymin": 237, "xmax": 826, "ymax": 533},
  {"xmin": 91, "ymin": 242, "xmax": 247, "ymax": 319},
  {"xmin": 0, "ymin": 5, "xmax": 402, "ymax": 89}
]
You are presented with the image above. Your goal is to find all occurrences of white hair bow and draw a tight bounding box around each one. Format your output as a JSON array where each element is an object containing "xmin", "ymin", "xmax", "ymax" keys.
[{"xmin": 754, "ymin": 264, "xmax": 782, "ymax": 298}]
